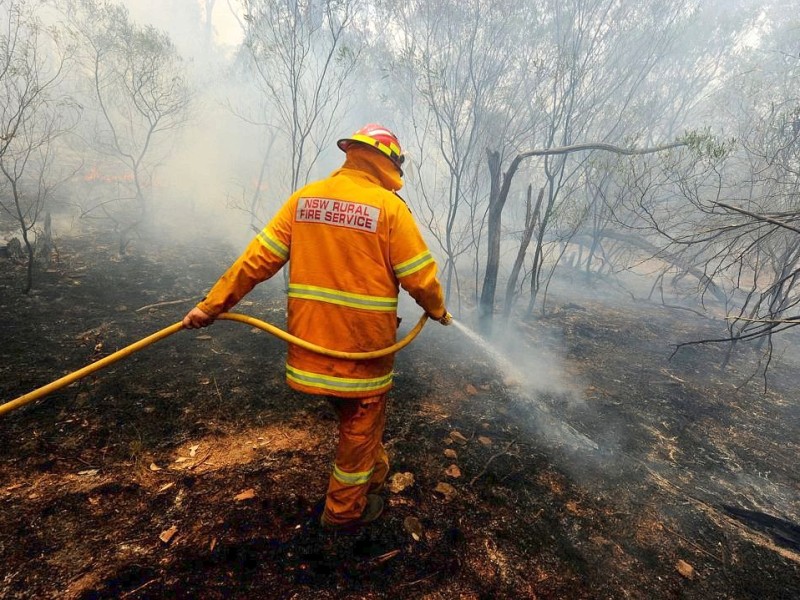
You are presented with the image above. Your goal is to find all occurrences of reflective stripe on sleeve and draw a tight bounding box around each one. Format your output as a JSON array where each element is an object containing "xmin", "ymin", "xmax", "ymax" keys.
[
  {"xmin": 288, "ymin": 283, "xmax": 397, "ymax": 312},
  {"xmin": 286, "ymin": 365, "xmax": 393, "ymax": 393},
  {"xmin": 257, "ymin": 229, "xmax": 289, "ymax": 260},
  {"xmin": 332, "ymin": 463, "xmax": 374, "ymax": 486},
  {"xmin": 393, "ymin": 251, "xmax": 434, "ymax": 278}
]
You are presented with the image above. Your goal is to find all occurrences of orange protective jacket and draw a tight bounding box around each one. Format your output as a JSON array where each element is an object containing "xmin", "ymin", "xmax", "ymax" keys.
[{"xmin": 197, "ymin": 146, "xmax": 446, "ymax": 398}]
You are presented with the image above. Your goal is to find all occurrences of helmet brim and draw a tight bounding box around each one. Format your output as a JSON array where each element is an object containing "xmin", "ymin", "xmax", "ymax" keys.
[{"xmin": 338, "ymin": 138, "xmax": 404, "ymax": 176}]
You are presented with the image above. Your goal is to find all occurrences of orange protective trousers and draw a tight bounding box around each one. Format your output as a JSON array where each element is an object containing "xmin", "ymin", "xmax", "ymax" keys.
[{"xmin": 322, "ymin": 394, "xmax": 389, "ymax": 524}]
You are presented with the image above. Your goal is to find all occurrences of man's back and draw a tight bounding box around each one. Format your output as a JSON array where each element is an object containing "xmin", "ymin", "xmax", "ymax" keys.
[
  {"xmin": 278, "ymin": 149, "xmax": 427, "ymax": 397},
  {"xmin": 186, "ymin": 137, "xmax": 446, "ymax": 399}
]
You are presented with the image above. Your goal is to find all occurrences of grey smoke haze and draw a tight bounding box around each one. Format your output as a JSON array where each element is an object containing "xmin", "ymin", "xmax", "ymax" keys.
[
  {"xmin": 2, "ymin": 0, "xmax": 795, "ymax": 382},
  {"xmin": 116, "ymin": 1, "xmax": 401, "ymax": 248},
  {"xmin": 2, "ymin": 0, "xmax": 797, "ymax": 550},
  {"xmin": 4, "ymin": 0, "xmax": 798, "ymax": 384},
  {"xmin": 65, "ymin": 0, "xmax": 800, "ymax": 432}
]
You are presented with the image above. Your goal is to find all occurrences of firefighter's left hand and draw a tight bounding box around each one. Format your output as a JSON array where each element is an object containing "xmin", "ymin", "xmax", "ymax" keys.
[{"xmin": 183, "ymin": 307, "xmax": 215, "ymax": 329}]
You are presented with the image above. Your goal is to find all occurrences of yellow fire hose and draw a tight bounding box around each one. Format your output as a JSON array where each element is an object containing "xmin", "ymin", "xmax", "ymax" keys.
[{"xmin": 0, "ymin": 312, "xmax": 428, "ymax": 418}]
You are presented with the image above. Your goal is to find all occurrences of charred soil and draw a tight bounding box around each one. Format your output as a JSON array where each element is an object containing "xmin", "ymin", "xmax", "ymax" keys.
[{"xmin": 1, "ymin": 232, "xmax": 798, "ymax": 599}]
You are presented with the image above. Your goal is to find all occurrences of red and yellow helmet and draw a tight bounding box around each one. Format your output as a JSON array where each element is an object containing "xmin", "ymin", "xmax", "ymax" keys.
[{"xmin": 337, "ymin": 123, "xmax": 405, "ymax": 174}]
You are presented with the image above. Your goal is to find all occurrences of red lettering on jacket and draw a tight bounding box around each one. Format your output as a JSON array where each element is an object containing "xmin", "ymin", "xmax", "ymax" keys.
[{"xmin": 297, "ymin": 197, "xmax": 379, "ymax": 233}]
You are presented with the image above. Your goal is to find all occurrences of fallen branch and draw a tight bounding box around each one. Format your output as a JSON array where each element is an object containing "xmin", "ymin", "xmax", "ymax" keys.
[
  {"xmin": 398, "ymin": 570, "xmax": 442, "ymax": 589},
  {"xmin": 212, "ymin": 377, "xmax": 224, "ymax": 404},
  {"xmin": 724, "ymin": 316, "xmax": 800, "ymax": 325},
  {"xmin": 661, "ymin": 522, "xmax": 723, "ymax": 562},
  {"xmin": 120, "ymin": 578, "xmax": 158, "ymax": 598},
  {"xmin": 659, "ymin": 368, "xmax": 686, "ymax": 384},
  {"xmin": 135, "ymin": 298, "xmax": 193, "ymax": 313},
  {"xmin": 189, "ymin": 451, "xmax": 213, "ymax": 470},
  {"xmin": 368, "ymin": 549, "xmax": 401, "ymax": 565},
  {"xmin": 657, "ymin": 303, "xmax": 708, "ymax": 319},
  {"xmin": 470, "ymin": 439, "xmax": 517, "ymax": 486}
]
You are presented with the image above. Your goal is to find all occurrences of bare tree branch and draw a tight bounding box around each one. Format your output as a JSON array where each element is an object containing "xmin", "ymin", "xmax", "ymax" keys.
[{"xmin": 712, "ymin": 200, "xmax": 800, "ymax": 235}]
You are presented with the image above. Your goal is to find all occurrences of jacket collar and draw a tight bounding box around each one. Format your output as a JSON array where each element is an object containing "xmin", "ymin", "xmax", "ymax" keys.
[{"xmin": 333, "ymin": 145, "xmax": 404, "ymax": 192}]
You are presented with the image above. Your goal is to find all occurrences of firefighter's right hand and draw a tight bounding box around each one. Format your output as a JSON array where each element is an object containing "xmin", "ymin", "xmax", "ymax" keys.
[
  {"xmin": 183, "ymin": 307, "xmax": 214, "ymax": 329},
  {"xmin": 437, "ymin": 310, "xmax": 453, "ymax": 326}
]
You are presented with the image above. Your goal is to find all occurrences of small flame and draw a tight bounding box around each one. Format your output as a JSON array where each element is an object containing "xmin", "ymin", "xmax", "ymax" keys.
[{"xmin": 84, "ymin": 166, "xmax": 134, "ymax": 183}]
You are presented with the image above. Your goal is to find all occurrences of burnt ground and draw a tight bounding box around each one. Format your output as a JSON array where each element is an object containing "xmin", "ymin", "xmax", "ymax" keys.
[{"xmin": 0, "ymin": 230, "xmax": 798, "ymax": 599}]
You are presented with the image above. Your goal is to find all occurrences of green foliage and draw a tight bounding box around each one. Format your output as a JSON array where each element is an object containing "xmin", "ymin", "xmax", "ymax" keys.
[{"xmin": 680, "ymin": 128, "xmax": 735, "ymax": 160}]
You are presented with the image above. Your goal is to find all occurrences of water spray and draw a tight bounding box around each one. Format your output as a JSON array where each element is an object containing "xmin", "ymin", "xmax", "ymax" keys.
[
  {"xmin": 451, "ymin": 320, "xmax": 526, "ymax": 383},
  {"xmin": 451, "ymin": 319, "xmax": 599, "ymax": 453}
]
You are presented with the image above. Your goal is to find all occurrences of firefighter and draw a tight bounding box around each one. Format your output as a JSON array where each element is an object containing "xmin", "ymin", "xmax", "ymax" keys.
[{"xmin": 183, "ymin": 124, "xmax": 451, "ymax": 530}]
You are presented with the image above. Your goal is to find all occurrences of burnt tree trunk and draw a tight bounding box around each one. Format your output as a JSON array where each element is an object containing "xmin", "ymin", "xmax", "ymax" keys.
[
  {"xmin": 479, "ymin": 151, "xmax": 502, "ymax": 333},
  {"xmin": 478, "ymin": 140, "xmax": 686, "ymax": 333},
  {"xmin": 479, "ymin": 150, "xmax": 525, "ymax": 334},
  {"xmin": 503, "ymin": 185, "xmax": 544, "ymax": 320}
]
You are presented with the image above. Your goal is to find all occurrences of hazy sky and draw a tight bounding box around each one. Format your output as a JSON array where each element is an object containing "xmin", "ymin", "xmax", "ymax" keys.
[{"xmin": 122, "ymin": 0, "xmax": 244, "ymax": 55}]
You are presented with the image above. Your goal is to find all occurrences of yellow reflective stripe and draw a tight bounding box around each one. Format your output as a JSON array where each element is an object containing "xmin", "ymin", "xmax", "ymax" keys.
[
  {"xmin": 257, "ymin": 229, "xmax": 289, "ymax": 260},
  {"xmin": 286, "ymin": 364, "xmax": 393, "ymax": 393},
  {"xmin": 393, "ymin": 251, "xmax": 434, "ymax": 278},
  {"xmin": 351, "ymin": 133, "xmax": 401, "ymax": 160},
  {"xmin": 332, "ymin": 463, "xmax": 374, "ymax": 486},
  {"xmin": 288, "ymin": 284, "xmax": 397, "ymax": 312}
]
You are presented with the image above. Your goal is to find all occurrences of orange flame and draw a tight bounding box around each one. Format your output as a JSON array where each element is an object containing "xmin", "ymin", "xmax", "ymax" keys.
[{"xmin": 84, "ymin": 166, "xmax": 134, "ymax": 183}]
